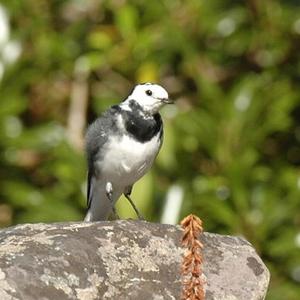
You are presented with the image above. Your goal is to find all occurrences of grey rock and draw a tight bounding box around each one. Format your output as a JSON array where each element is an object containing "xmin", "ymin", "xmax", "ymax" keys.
[{"xmin": 0, "ymin": 220, "xmax": 269, "ymax": 300}]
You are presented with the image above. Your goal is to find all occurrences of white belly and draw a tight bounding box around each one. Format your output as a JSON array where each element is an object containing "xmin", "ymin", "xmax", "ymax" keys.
[{"xmin": 96, "ymin": 134, "xmax": 161, "ymax": 187}]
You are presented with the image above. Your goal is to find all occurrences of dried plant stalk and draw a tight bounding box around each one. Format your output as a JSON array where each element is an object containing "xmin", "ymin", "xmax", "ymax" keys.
[{"xmin": 181, "ymin": 214, "xmax": 205, "ymax": 300}]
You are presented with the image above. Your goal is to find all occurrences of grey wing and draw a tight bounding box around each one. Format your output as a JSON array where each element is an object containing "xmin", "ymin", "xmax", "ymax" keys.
[
  {"xmin": 86, "ymin": 119, "xmax": 107, "ymax": 209},
  {"xmin": 85, "ymin": 107, "xmax": 119, "ymax": 209},
  {"xmin": 86, "ymin": 169, "xmax": 93, "ymax": 209}
]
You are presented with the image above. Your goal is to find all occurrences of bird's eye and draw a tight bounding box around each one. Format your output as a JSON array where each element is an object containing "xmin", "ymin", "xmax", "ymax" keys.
[{"xmin": 145, "ymin": 90, "xmax": 152, "ymax": 96}]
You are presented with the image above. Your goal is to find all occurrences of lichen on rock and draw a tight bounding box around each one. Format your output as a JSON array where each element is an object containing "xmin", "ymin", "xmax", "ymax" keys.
[{"xmin": 0, "ymin": 220, "xmax": 270, "ymax": 300}]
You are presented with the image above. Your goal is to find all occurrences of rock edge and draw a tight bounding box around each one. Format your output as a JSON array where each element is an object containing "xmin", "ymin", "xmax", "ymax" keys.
[{"xmin": 0, "ymin": 220, "xmax": 270, "ymax": 300}]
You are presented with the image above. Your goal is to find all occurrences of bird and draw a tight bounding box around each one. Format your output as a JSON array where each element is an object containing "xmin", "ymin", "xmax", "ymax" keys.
[{"xmin": 84, "ymin": 83, "xmax": 173, "ymax": 221}]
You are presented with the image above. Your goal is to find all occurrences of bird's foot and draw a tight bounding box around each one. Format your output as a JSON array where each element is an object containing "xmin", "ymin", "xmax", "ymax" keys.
[
  {"xmin": 106, "ymin": 182, "xmax": 119, "ymax": 220},
  {"xmin": 111, "ymin": 206, "xmax": 120, "ymax": 220},
  {"xmin": 124, "ymin": 193, "xmax": 145, "ymax": 220}
]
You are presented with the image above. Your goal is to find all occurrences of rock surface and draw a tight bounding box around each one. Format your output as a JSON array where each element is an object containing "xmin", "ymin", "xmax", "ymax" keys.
[{"xmin": 0, "ymin": 220, "xmax": 269, "ymax": 300}]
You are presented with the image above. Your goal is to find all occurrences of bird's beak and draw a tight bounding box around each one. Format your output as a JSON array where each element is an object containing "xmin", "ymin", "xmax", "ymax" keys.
[{"xmin": 160, "ymin": 98, "xmax": 174, "ymax": 104}]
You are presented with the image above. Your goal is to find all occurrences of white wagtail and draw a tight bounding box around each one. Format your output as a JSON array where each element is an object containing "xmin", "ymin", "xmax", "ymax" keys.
[{"xmin": 84, "ymin": 83, "xmax": 173, "ymax": 221}]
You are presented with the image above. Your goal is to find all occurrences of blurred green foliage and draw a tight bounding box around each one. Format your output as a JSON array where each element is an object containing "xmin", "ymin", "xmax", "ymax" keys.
[{"xmin": 0, "ymin": 0, "xmax": 300, "ymax": 298}]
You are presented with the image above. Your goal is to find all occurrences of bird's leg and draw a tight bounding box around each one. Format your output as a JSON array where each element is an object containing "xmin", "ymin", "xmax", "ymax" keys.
[
  {"xmin": 106, "ymin": 182, "xmax": 119, "ymax": 219},
  {"xmin": 124, "ymin": 186, "xmax": 144, "ymax": 220}
]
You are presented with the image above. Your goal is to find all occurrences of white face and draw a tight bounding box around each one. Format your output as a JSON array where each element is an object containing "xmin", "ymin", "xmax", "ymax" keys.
[{"xmin": 122, "ymin": 83, "xmax": 171, "ymax": 114}]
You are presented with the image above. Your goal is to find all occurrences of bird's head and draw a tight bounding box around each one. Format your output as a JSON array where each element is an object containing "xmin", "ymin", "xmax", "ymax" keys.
[{"xmin": 122, "ymin": 83, "xmax": 173, "ymax": 114}]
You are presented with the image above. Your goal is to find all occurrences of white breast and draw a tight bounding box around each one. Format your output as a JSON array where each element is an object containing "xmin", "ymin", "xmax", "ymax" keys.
[{"xmin": 97, "ymin": 133, "xmax": 161, "ymax": 188}]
